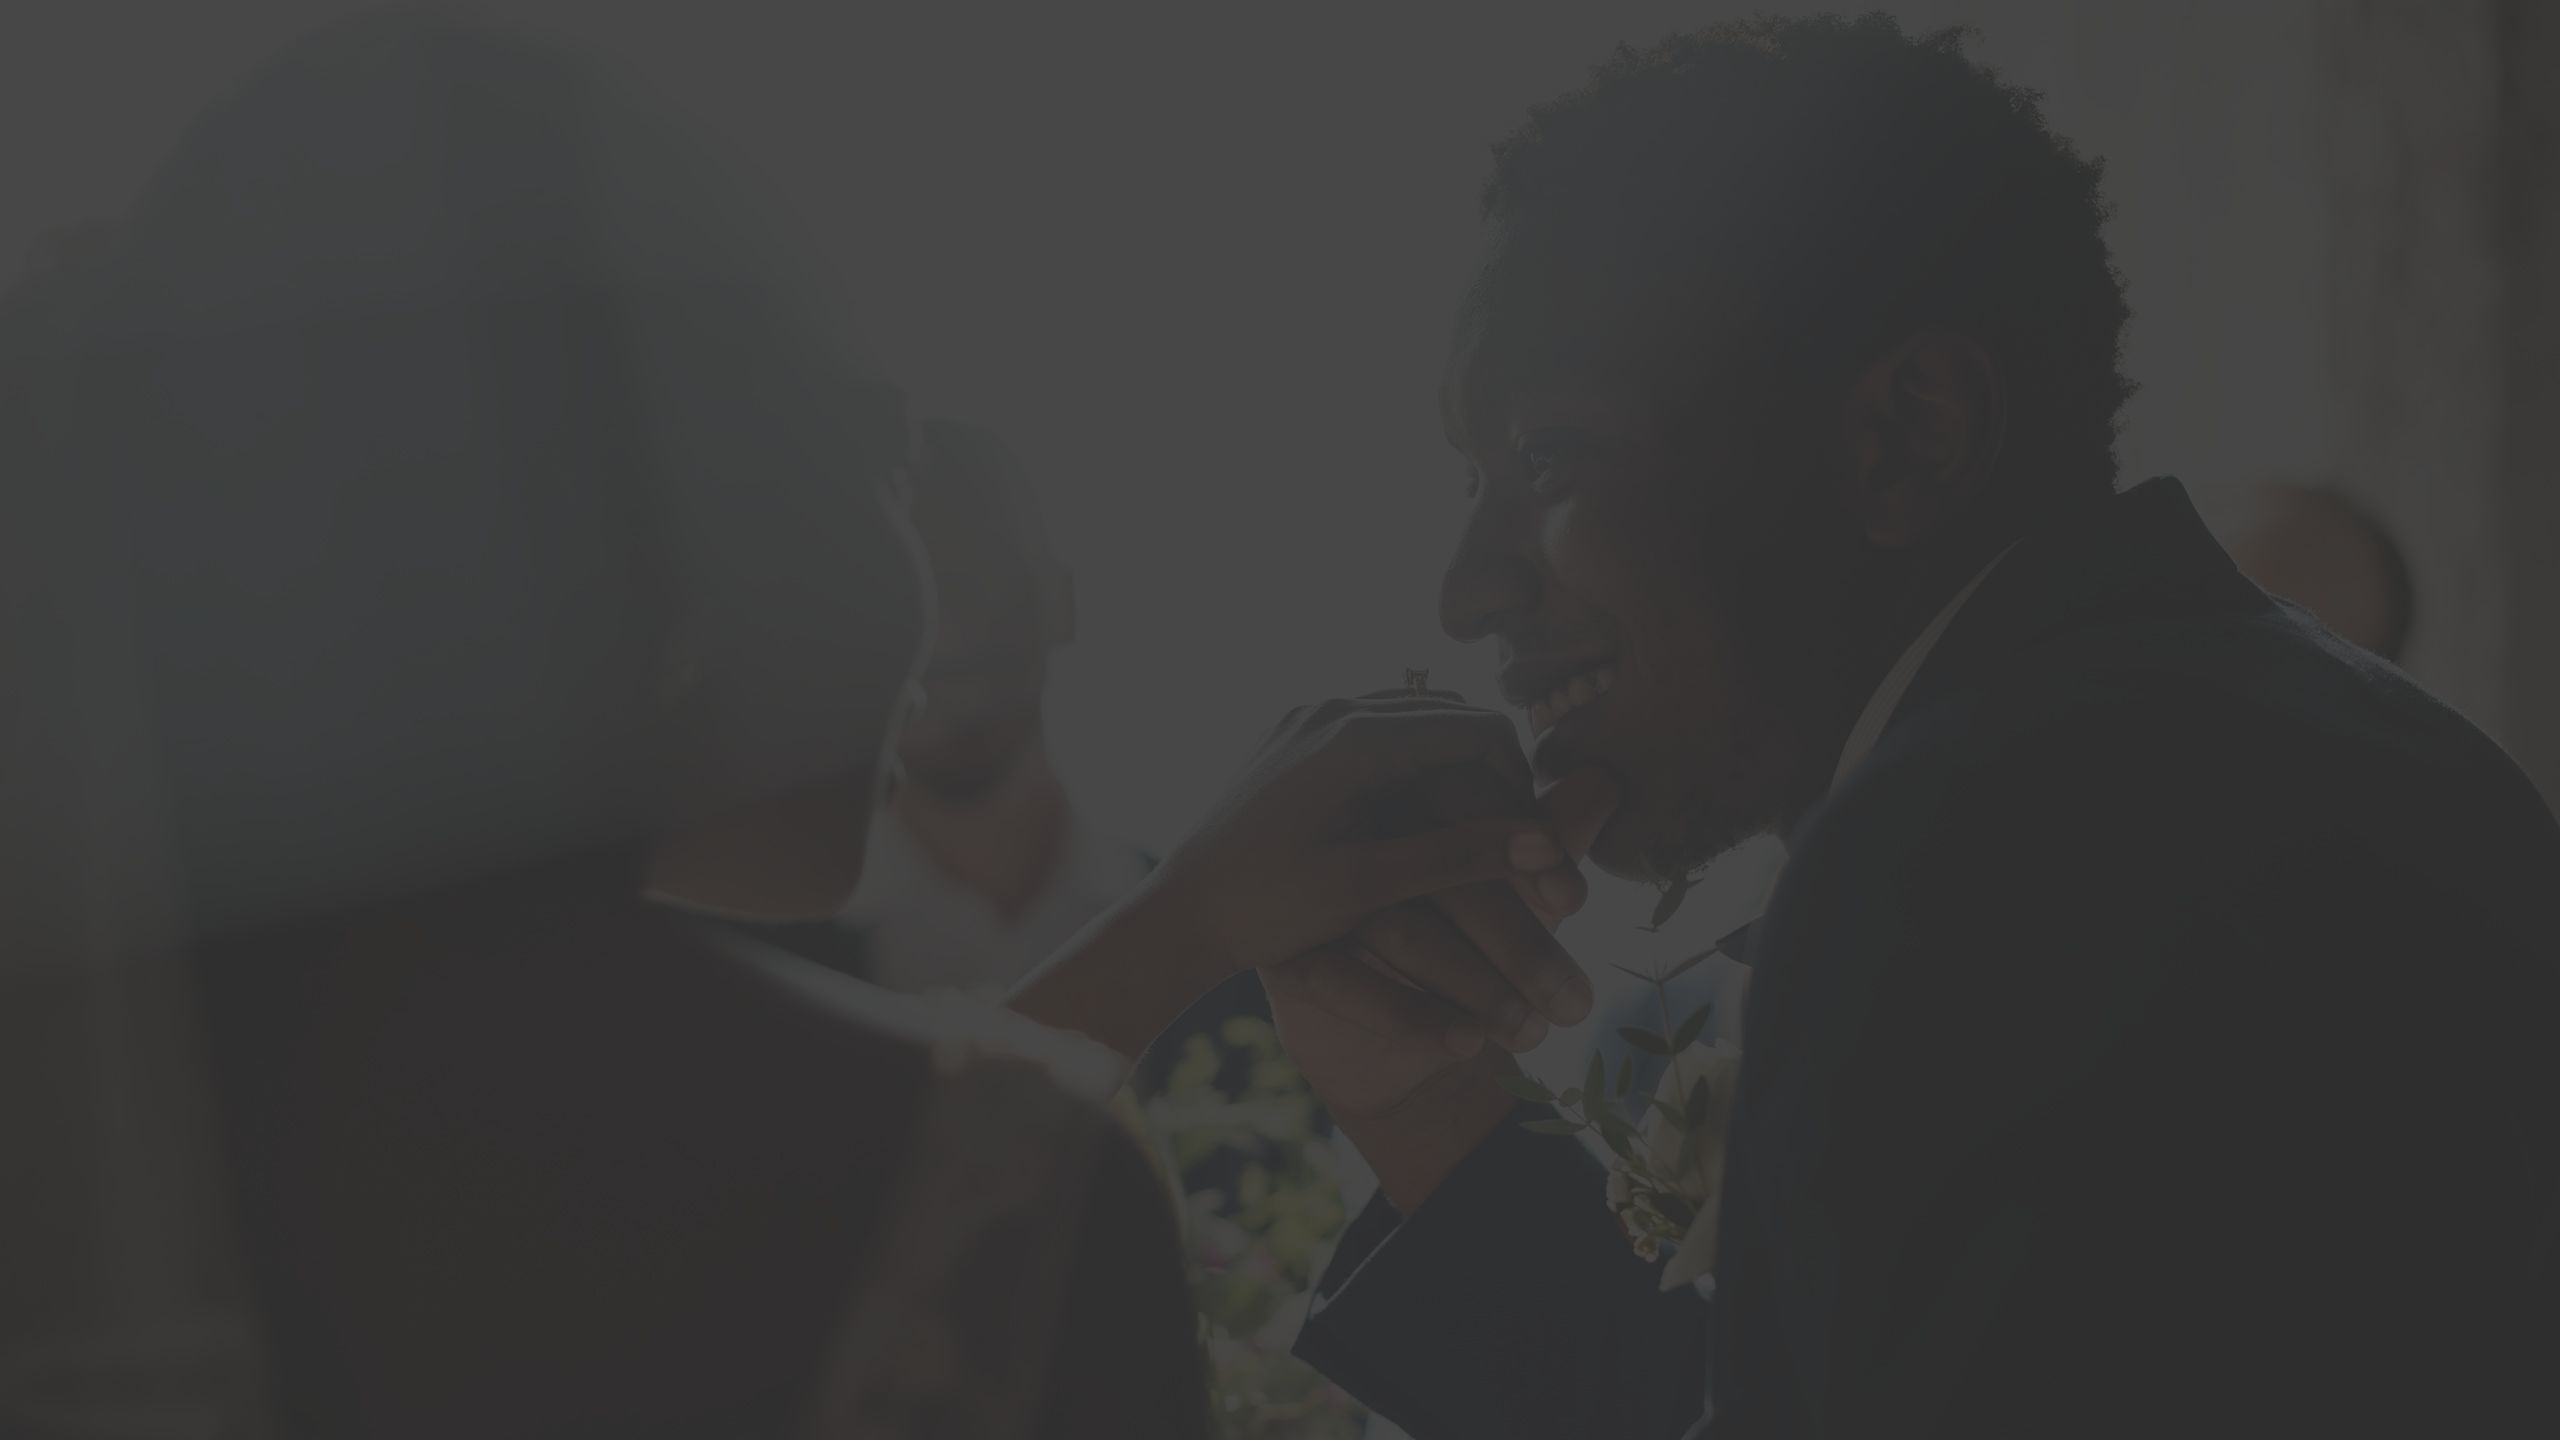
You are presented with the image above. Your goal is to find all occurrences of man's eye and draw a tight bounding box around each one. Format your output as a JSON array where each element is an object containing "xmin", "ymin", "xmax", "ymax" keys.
[{"xmin": 1515, "ymin": 429, "xmax": 1595, "ymax": 498}]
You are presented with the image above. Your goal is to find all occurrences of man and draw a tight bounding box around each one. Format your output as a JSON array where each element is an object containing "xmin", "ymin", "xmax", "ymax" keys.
[
  {"xmin": 2222, "ymin": 479, "xmax": 2418, "ymax": 663},
  {"xmin": 750, "ymin": 417, "xmax": 1150, "ymax": 993},
  {"xmin": 1263, "ymin": 17, "xmax": 2559, "ymax": 1438}
]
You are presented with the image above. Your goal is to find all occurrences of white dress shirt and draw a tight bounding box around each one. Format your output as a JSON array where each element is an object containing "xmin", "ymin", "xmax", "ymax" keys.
[{"xmin": 1830, "ymin": 544, "xmax": 2019, "ymax": 794}]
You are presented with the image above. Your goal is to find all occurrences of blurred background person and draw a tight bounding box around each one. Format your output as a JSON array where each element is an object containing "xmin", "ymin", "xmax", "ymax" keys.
[
  {"xmin": 749, "ymin": 417, "xmax": 1150, "ymax": 995},
  {"xmin": 731, "ymin": 413, "xmax": 1379, "ymax": 1432},
  {"xmin": 2219, "ymin": 479, "xmax": 2417, "ymax": 664}
]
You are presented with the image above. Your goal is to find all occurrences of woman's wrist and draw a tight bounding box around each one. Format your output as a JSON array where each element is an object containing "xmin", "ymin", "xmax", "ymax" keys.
[{"xmin": 1007, "ymin": 877, "xmax": 1226, "ymax": 1061}]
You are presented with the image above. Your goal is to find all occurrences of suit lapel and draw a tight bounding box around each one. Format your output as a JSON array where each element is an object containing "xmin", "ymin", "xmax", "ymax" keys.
[{"xmin": 1887, "ymin": 477, "xmax": 2266, "ymax": 743}]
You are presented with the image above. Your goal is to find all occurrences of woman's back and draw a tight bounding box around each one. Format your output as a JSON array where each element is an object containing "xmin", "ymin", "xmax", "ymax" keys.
[
  {"xmin": 203, "ymin": 855, "xmax": 1204, "ymax": 1437},
  {"xmin": 203, "ymin": 854, "xmax": 915, "ymax": 1434}
]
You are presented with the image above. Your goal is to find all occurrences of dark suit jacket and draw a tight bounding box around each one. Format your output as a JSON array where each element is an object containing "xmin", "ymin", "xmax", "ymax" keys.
[
  {"xmin": 199, "ymin": 849, "xmax": 1208, "ymax": 1438},
  {"xmin": 1296, "ymin": 479, "xmax": 2560, "ymax": 1439}
]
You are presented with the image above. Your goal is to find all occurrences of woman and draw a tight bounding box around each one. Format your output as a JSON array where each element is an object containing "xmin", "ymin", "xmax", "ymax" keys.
[{"xmin": 2, "ymin": 12, "xmax": 1570, "ymax": 1436}]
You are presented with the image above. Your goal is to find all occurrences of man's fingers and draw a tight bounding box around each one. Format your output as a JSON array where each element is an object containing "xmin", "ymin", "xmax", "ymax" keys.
[
  {"xmin": 1350, "ymin": 901, "xmax": 1547, "ymax": 1052},
  {"xmin": 1431, "ymin": 882, "xmax": 1594, "ymax": 1028},
  {"xmin": 1265, "ymin": 946, "xmax": 1486, "ymax": 1057}
]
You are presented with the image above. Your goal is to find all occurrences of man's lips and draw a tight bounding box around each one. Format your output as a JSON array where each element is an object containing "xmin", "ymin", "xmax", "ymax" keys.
[{"xmin": 1501, "ymin": 656, "xmax": 1620, "ymax": 739}]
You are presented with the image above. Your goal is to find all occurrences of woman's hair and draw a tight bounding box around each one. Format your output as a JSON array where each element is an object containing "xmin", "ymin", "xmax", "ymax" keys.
[{"xmin": 16, "ymin": 11, "xmax": 925, "ymax": 934}]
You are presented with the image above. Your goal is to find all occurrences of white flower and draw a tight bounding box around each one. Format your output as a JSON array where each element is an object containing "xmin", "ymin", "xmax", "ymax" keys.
[
  {"xmin": 1590, "ymin": 960, "xmax": 1751, "ymax": 1290},
  {"xmin": 1636, "ymin": 1040, "xmax": 1744, "ymax": 1292}
]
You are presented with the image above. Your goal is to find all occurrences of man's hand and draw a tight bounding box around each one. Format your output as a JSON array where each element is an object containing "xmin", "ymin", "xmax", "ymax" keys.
[{"xmin": 1264, "ymin": 763, "xmax": 1619, "ymax": 1212}]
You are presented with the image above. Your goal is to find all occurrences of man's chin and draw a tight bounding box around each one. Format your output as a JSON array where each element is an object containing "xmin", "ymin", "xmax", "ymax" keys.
[
  {"xmin": 1587, "ymin": 802, "xmax": 1754, "ymax": 890},
  {"xmin": 1584, "ymin": 817, "xmax": 1659, "ymax": 884}
]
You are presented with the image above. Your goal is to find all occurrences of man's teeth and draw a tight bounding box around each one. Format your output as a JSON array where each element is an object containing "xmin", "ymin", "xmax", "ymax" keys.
[{"xmin": 1533, "ymin": 666, "xmax": 1615, "ymax": 736}]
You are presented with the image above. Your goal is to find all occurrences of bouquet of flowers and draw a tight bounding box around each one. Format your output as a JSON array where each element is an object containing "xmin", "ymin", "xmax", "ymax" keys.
[{"xmin": 1145, "ymin": 1017, "xmax": 1368, "ymax": 1440}]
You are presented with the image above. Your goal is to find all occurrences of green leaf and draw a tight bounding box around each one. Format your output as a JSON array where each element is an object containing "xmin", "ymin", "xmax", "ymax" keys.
[
  {"xmin": 1617, "ymin": 1025, "xmax": 1673, "ymax": 1057},
  {"xmin": 1685, "ymin": 1075, "xmax": 1716, "ymax": 1128},
  {"xmin": 1676, "ymin": 1131, "xmax": 1701, "ymax": 1176},
  {"xmin": 1661, "ymin": 947, "xmax": 1716, "ymax": 983},
  {"xmin": 1585, "ymin": 1052, "xmax": 1608, "ymax": 1113},
  {"xmin": 1521, "ymin": 1118, "xmax": 1585, "ymax": 1137},
  {"xmin": 1608, "ymin": 962, "xmax": 1656, "ymax": 984},
  {"xmin": 1597, "ymin": 1110, "xmax": 1638, "ymax": 1160},
  {"xmin": 1654, "ymin": 1191, "xmax": 1698, "ymax": 1229},
  {"xmin": 1558, "ymin": 1088, "xmax": 1583, "ymax": 1109},
  {"xmin": 1653, "ymin": 1102, "xmax": 1688, "ymax": 1129},
  {"xmin": 1615, "ymin": 1056, "xmax": 1635, "ymax": 1097},
  {"xmin": 1648, "ymin": 874, "xmax": 1694, "ymax": 929},
  {"xmin": 1671, "ymin": 1002, "xmax": 1715, "ymax": 1053},
  {"xmin": 1498, "ymin": 1073, "xmax": 1556, "ymax": 1104}
]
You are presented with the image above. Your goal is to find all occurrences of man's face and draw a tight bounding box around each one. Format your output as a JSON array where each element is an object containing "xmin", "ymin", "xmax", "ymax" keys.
[
  {"xmin": 896, "ymin": 480, "xmax": 1058, "ymax": 800},
  {"xmin": 1440, "ymin": 359, "xmax": 1859, "ymax": 885}
]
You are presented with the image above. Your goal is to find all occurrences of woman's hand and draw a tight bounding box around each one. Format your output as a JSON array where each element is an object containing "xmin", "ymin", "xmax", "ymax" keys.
[
  {"xmin": 1010, "ymin": 696, "xmax": 1573, "ymax": 1059},
  {"xmin": 1150, "ymin": 695, "xmax": 1569, "ymax": 973},
  {"xmin": 1262, "ymin": 763, "xmax": 1618, "ymax": 1212}
]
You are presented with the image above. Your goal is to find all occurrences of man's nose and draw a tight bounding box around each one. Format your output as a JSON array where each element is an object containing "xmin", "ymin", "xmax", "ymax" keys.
[{"xmin": 1438, "ymin": 498, "xmax": 1537, "ymax": 643}]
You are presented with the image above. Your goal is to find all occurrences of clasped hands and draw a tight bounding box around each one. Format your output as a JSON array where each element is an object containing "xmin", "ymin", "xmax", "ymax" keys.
[{"xmin": 1012, "ymin": 689, "xmax": 1614, "ymax": 1210}]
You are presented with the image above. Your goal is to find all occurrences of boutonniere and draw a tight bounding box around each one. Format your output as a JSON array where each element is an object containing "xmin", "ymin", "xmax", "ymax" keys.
[{"xmin": 1506, "ymin": 940, "xmax": 1751, "ymax": 1295}]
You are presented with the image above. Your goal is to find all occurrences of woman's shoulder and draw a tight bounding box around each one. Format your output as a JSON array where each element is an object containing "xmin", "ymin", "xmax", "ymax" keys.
[{"xmin": 706, "ymin": 921, "xmax": 1129, "ymax": 1108}]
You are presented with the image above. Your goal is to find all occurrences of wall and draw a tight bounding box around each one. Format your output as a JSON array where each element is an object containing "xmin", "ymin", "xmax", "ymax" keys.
[
  {"xmin": 2499, "ymin": 0, "xmax": 2560, "ymax": 801},
  {"xmin": 2, "ymin": 0, "xmax": 2542, "ymax": 1011},
  {"xmin": 2318, "ymin": 0, "xmax": 2516, "ymax": 749}
]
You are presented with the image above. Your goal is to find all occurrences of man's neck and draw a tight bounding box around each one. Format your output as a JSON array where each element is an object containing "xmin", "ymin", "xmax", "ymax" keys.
[{"xmin": 894, "ymin": 746, "xmax": 1074, "ymax": 924}]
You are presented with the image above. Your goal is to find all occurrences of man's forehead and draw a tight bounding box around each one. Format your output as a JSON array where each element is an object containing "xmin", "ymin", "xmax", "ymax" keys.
[
  {"xmin": 1442, "ymin": 284, "xmax": 1611, "ymax": 446},
  {"xmin": 1440, "ymin": 300, "xmax": 1721, "ymax": 455}
]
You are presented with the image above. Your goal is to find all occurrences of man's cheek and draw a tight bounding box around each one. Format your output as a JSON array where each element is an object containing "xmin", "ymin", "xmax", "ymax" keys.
[{"xmin": 1536, "ymin": 496, "xmax": 1641, "ymax": 584}]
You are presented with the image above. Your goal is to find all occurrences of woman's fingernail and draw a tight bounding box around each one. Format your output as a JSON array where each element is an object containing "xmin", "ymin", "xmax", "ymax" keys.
[
  {"xmin": 1509, "ymin": 831, "xmax": 1564, "ymax": 870},
  {"xmin": 1507, "ymin": 1013, "xmax": 1551, "ymax": 1052}
]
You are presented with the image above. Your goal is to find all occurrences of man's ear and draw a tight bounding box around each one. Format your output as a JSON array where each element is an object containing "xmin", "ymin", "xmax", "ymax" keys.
[
  {"xmin": 1043, "ymin": 568, "xmax": 1078, "ymax": 647},
  {"xmin": 1838, "ymin": 330, "xmax": 2007, "ymax": 550}
]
